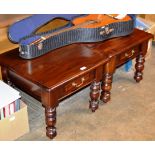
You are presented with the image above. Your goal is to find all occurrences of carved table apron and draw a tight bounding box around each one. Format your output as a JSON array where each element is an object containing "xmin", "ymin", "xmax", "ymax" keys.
[{"xmin": 0, "ymin": 44, "xmax": 108, "ymax": 139}]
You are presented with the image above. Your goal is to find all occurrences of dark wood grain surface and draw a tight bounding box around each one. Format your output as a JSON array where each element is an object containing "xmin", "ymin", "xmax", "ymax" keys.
[
  {"xmin": 85, "ymin": 29, "xmax": 153, "ymax": 56},
  {"xmin": 0, "ymin": 44, "xmax": 108, "ymax": 89}
]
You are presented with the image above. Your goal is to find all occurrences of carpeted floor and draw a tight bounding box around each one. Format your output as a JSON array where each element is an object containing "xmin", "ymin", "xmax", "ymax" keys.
[{"xmin": 17, "ymin": 44, "xmax": 155, "ymax": 141}]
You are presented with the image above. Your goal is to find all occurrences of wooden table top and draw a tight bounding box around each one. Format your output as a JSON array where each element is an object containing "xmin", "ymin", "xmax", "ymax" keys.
[
  {"xmin": 88, "ymin": 28, "xmax": 154, "ymax": 57},
  {"xmin": 0, "ymin": 44, "xmax": 108, "ymax": 89},
  {"xmin": 0, "ymin": 28, "xmax": 152, "ymax": 89}
]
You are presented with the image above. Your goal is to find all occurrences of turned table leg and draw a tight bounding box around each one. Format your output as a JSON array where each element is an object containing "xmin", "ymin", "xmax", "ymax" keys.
[
  {"xmin": 42, "ymin": 90, "xmax": 58, "ymax": 139},
  {"xmin": 100, "ymin": 73, "xmax": 113, "ymax": 103},
  {"xmin": 134, "ymin": 54, "xmax": 145, "ymax": 83},
  {"xmin": 89, "ymin": 81, "xmax": 100, "ymax": 112},
  {"xmin": 134, "ymin": 41, "xmax": 149, "ymax": 82},
  {"xmin": 45, "ymin": 107, "xmax": 57, "ymax": 139},
  {"xmin": 100, "ymin": 57, "xmax": 116, "ymax": 103}
]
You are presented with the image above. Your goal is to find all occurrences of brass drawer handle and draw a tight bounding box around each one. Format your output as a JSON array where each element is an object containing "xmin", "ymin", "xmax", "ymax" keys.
[
  {"xmin": 72, "ymin": 77, "xmax": 85, "ymax": 88},
  {"xmin": 125, "ymin": 50, "xmax": 135, "ymax": 58}
]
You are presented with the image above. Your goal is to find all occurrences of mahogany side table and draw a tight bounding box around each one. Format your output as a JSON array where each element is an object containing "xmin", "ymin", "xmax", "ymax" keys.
[{"xmin": 0, "ymin": 44, "xmax": 108, "ymax": 139}]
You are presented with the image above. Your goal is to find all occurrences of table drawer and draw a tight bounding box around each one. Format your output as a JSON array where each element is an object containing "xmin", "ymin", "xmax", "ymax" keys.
[
  {"xmin": 120, "ymin": 49, "xmax": 136, "ymax": 61},
  {"xmin": 116, "ymin": 45, "xmax": 141, "ymax": 66},
  {"xmin": 64, "ymin": 71, "xmax": 95, "ymax": 95}
]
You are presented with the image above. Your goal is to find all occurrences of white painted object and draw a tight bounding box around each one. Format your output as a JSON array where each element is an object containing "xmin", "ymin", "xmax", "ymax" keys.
[{"xmin": 0, "ymin": 81, "xmax": 20, "ymax": 109}]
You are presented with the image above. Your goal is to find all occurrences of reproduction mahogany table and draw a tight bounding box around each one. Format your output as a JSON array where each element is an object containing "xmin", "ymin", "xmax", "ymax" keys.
[
  {"xmin": 88, "ymin": 28, "xmax": 153, "ymax": 103},
  {"xmin": 0, "ymin": 28, "xmax": 153, "ymax": 139},
  {"xmin": 0, "ymin": 44, "xmax": 108, "ymax": 139}
]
